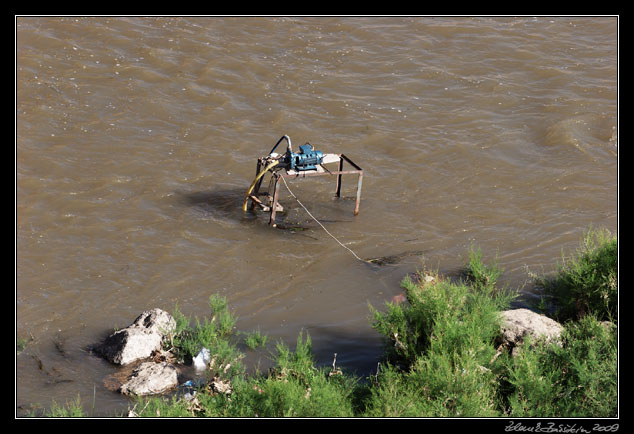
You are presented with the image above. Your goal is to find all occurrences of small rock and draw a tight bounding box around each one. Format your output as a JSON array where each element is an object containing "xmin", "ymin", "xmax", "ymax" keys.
[
  {"xmin": 391, "ymin": 293, "xmax": 407, "ymax": 304},
  {"xmin": 152, "ymin": 348, "xmax": 178, "ymax": 364},
  {"xmin": 210, "ymin": 377, "xmax": 232, "ymax": 395},
  {"xmin": 600, "ymin": 320, "xmax": 616, "ymax": 332},
  {"xmin": 99, "ymin": 308, "xmax": 176, "ymax": 365},
  {"xmin": 120, "ymin": 362, "xmax": 179, "ymax": 396}
]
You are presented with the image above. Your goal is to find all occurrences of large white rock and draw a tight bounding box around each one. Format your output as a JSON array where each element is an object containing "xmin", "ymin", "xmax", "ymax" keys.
[
  {"xmin": 100, "ymin": 308, "xmax": 176, "ymax": 365},
  {"xmin": 499, "ymin": 308, "xmax": 564, "ymax": 355}
]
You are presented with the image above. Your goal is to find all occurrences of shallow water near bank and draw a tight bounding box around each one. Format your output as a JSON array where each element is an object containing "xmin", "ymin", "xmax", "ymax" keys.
[{"xmin": 16, "ymin": 16, "xmax": 617, "ymax": 416}]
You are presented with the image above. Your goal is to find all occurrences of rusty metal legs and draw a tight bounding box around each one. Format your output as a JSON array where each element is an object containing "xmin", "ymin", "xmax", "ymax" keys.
[
  {"xmin": 333, "ymin": 154, "xmax": 364, "ymax": 217},
  {"xmin": 269, "ymin": 174, "xmax": 282, "ymax": 226}
]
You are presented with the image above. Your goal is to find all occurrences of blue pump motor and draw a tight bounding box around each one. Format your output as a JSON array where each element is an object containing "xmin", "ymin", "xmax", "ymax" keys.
[{"xmin": 288, "ymin": 143, "xmax": 323, "ymax": 171}]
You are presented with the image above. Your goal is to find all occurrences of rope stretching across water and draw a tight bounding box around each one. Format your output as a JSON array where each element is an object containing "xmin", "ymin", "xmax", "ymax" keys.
[{"xmin": 279, "ymin": 175, "xmax": 369, "ymax": 263}]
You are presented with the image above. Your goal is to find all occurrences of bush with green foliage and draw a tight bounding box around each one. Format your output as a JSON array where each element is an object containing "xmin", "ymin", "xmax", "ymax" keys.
[
  {"xmin": 501, "ymin": 314, "xmax": 617, "ymax": 417},
  {"xmin": 364, "ymin": 250, "xmax": 515, "ymax": 417},
  {"xmin": 535, "ymin": 228, "xmax": 617, "ymax": 323}
]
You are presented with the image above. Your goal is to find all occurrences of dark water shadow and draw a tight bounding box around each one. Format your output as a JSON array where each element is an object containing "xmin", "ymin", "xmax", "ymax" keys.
[
  {"xmin": 175, "ymin": 188, "xmax": 280, "ymax": 229},
  {"xmin": 175, "ymin": 188, "xmax": 248, "ymax": 220},
  {"xmin": 175, "ymin": 190, "xmax": 435, "ymax": 268},
  {"xmin": 174, "ymin": 188, "xmax": 353, "ymax": 234},
  {"xmin": 235, "ymin": 325, "xmax": 386, "ymax": 381},
  {"xmin": 364, "ymin": 250, "xmax": 428, "ymax": 267},
  {"xmin": 298, "ymin": 325, "xmax": 386, "ymax": 380}
]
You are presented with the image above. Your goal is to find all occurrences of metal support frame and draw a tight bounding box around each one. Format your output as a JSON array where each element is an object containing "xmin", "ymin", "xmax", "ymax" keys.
[{"xmin": 247, "ymin": 154, "xmax": 363, "ymax": 227}]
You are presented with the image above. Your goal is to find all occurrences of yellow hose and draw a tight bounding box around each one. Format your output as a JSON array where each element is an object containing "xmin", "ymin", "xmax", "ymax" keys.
[{"xmin": 242, "ymin": 160, "xmax": 280, "ymax": 212}]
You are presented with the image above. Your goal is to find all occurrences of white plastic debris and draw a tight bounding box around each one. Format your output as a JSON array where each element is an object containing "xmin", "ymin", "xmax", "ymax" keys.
[
  {"xmin": 192, "ymin": 347, "xmax": 210, "ymax": 371},
  {"xmin": 183, "ymin": 390, "xmax": 197, "ymax": 402}
]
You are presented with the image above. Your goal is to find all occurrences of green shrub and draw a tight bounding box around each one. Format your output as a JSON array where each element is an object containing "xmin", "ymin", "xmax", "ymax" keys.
[
  {"xmin": 501, "ymin": 314, "xmax": 617, "ymax": 417},
  {"xmin": 365, "ymin": 254, "xmax": 515, "ymax": 416},
  {"xmin": 465, "ymin": 246, "xmax": 503, "ymax": 294},
  {"xmin": 238, "ymin": 332, "xmax": 355, "ymax": 417},
  {"xmin": 370, "ymin": 252, "xmax": 514, "ymax": 370},
  {"xmin": 536, "ymin": 228, "xmax": 617, "ymax": 323}
]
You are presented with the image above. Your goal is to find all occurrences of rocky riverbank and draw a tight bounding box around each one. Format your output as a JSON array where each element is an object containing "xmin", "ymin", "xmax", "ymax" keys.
[{"xmin": 95, "ymin": 304, "xmax": 568, "ymax": 398}]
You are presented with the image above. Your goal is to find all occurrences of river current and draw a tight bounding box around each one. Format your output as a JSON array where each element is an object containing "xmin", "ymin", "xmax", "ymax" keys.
[{"xmin": 16, "ymin": 16, "xmax": 617, "ymax": 416}]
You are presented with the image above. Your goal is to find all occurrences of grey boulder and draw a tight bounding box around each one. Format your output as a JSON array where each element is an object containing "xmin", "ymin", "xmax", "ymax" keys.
[
  {"xmin": 99, "ymin": 308, "xmax": 176, "ymax": 365},
  {"xmin": 120, "ymin": 362, "xmax": 179, "ymax": 396},
  {"xmin": 498, "ymin": 308, "xmax": 564, "ymax": 356}
]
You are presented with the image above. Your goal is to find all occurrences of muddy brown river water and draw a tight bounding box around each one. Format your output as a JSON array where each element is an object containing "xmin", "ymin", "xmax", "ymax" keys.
[{"xmin": 16, "ymin": 16, "xmax": 617, "ymax": 416}]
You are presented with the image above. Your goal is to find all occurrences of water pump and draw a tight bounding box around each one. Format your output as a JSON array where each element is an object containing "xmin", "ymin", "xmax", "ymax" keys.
[
  {"xmin": 286, "ymin": 143, "xmax": 324, "ymax": 172},
  {"xmin": 242, "ymin": 135, "xmax": 363, "ymax": 223}
]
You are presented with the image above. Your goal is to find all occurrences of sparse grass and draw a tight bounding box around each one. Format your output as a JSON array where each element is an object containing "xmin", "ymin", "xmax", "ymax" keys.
[
  {"xmin": 17, "ymin": 333, "xmax": 35, "ymax": 355},
  {"xmin": 16, "ymin": 337, "xmax": 29, "ymax": 354},
  {"xmin": 243, "ymin": 328, "xmax": 268, "ymax": 350},
  {"xmin": 134, "ymin": 332, "xmax": 356, "ymax": 417},
  {"xmin": 164, "ymin": 294, "xmax": 243, "ymax": 379},
  {"xmin": 46, "ymin": 395, "xmax": 86, "ymax": 417},
  {"xmin": 225, "ymin": 332, "xmax": 356, "ymax": 417}
]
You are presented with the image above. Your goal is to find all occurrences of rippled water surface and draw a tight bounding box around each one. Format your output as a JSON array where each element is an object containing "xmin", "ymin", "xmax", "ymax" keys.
[{"xmin": 16, "ymin": 16, "xmax": 618, "ymax": 416}]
